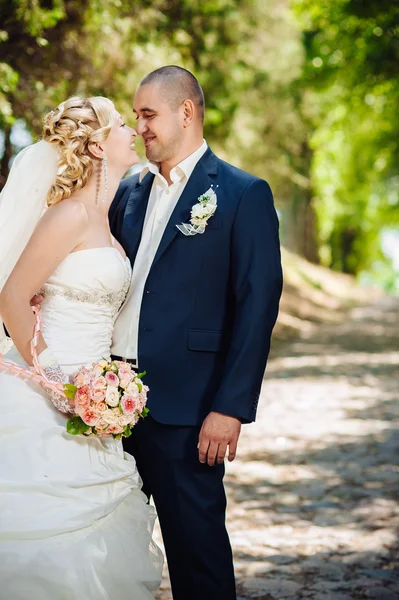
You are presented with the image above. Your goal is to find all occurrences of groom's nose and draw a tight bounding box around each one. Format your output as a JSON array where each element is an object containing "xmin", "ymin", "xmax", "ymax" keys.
[{"xmin": 136, "ymin": 118, "xmax": 147, "ymax": 136}]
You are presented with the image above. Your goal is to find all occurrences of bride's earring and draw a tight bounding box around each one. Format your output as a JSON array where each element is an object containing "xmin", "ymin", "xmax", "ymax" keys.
[
  {"xmin": 95, "ymin": 159, "xmax": 102, "ymax": 206},
  {"xmin": 101, "ymin": 154, "xmax": 108, "ymax": 205}
]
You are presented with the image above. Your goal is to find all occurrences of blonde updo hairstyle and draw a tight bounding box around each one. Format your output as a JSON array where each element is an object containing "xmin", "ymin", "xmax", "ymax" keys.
[{"xmin": 43, "ymin": 96, "xmax": 117, "ymax": 206}]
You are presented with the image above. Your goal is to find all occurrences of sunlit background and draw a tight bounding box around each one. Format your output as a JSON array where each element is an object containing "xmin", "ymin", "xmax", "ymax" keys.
[{"xmin": 1, "ymin": 0, "xmax": 398, "ymax": 295}]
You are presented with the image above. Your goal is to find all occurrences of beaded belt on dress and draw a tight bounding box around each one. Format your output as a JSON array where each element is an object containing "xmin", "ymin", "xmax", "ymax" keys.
[{"xmin": 38, "ymin": 278, "xmax": 130, "ymax": 316}]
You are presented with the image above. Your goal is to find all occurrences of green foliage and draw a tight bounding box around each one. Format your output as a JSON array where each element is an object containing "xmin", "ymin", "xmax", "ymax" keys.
[
  {"xmin": 0, "ymin": 0, "xmax": 397, "ymax": 276},
  {"xmin": 359, "ymin": 259, "xmax": 399, "ymax": 294},
  {"xmin": 294, "ymin": 0, "xmax": 399, "ymax": 273},
  {"xmin": 63, "ymin": 383, "xmax": 78, "ymax": 400},
  {"xmin": 66, "ymin": 415, "xmax": 90, "ymax": 435},
  {"xmin": 0, "ymin": 62, "xmax": 18, "ymax": 128}
]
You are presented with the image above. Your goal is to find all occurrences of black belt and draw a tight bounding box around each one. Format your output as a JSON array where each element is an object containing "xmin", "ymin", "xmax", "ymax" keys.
[{"xmin": 111, "ymin": 355, "xmax": 138, "ymax": 368}]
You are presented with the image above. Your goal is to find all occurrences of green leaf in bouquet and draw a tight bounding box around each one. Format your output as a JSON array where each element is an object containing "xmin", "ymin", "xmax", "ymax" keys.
[
  {"xmin": 137, "ymin": 371, "xmax": 146, "ymax": 379},
  {"xmin": 140, "ymin": 407, "xmax": 150, "ymax": 418},
  {"xmin": 136, "ymin": 381, "xmax": 143, "ymax": 393},
  {"xmin": 66, "ymin": 416, "xmax": 90, "ymax": 436},
  {"xmin": 63, "ymin": 383, "xmax": 77, "ymax": 400},
  {"xmin": 124, "ymin": 427, "xmax": 133, "ymax": 438}
]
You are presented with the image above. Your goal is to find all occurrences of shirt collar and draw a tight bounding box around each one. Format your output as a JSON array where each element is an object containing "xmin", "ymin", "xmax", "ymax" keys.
[{"xmin": 139, "ymin": 139, "xmax": 208, "ymax": 184}]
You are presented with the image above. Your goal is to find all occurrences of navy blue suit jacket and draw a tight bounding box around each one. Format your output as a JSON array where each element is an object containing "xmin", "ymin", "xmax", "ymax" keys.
[{"xmin": 110, "ymin": 148, "xmax": 283, "ymax": 426}]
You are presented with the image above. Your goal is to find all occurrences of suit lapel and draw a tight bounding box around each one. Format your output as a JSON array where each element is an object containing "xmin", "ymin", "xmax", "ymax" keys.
[
  {"xmin": 152, "ymin": 149, "xmax": 219, "ymax": 267},
  {"xmin": 123, "ymin": 173, "xmax": 154, "ymax": 263}
]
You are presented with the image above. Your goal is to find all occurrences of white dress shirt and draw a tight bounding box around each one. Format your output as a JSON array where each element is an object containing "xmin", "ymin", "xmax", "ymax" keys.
[{"xmin": 111, "ymin": 140, "xmax": 208, "ymax": 361}]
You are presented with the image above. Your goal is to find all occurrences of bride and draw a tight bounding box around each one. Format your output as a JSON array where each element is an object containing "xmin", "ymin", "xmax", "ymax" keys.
[{"xmin": 0, "ymin": 97, "xmax": 163, "ymax": 598}]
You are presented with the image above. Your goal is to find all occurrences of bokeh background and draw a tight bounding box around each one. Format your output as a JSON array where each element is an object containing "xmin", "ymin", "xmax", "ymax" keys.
[
  {"xmin": 1, "ymin": 2, "xmax": 398, "ymax": 599},
  {"xmin": 1, "ymin": 0, "xmax": 398, "ymax": 293}
]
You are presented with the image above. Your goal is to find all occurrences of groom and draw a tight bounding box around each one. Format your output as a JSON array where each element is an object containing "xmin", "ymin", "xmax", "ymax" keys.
[{"xmin": 110, "ymin": 66, "xmax": 282, "ymax": 599}]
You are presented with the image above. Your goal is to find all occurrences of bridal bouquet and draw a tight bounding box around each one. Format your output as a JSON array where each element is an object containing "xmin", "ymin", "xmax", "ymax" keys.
[{"xmin": 64, "ymin": 359, "xmax": 149, "ymax": 439}]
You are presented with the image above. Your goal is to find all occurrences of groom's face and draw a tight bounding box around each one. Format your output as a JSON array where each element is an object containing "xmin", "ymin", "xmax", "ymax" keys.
[{"xmin": 133, "ymin": 83, "xmax": 184, "ymax": 163}]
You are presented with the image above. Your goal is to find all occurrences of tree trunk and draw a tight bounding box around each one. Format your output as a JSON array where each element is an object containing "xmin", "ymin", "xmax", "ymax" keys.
[
  {"xmin": 281, "ymin": 138, "xmax": 320, "ymax": 264},
  {"xmin": 302, "ymin": 192, "xmax": 319, "ymax": 264},
  {"xmin": 283, "ymin": 190, "xmax": 320, "ymax": 264}
]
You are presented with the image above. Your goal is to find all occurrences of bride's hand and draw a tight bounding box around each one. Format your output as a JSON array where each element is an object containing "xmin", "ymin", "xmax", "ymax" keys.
[
  {"xmin": 44, "ymin": 366, "xmax": 74, "ymax": 414},
  {"xmin": 46, "ymin": 387, "xmax": 74, "ymax": 414},
  {"xmin": 30, "ymin": 294, "xmax": 44, "ymax": 307},
  {"xmin": 38, "ymin": 349, "xmax": 73, "ymax": 414}
]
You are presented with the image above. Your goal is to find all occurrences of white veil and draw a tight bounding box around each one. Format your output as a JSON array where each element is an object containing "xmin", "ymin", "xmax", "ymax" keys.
[{"xmin": 0, "ymin": 140, "xmax": 58, "ymax": 353}]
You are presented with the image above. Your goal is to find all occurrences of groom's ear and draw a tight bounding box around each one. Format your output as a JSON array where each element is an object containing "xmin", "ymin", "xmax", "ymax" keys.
[
  {"xmin": 182, "ymin": 99, "xmax": 195, "ymax": 128},
  {"xmin": 88, "ymin": 142, "xmax": 104, "ymax": 159}
]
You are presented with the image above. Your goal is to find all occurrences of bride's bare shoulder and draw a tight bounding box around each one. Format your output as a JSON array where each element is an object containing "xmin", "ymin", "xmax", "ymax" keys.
[{"xmin": 41, "ymin": 199, "xmax": 89, "ymax": 229}]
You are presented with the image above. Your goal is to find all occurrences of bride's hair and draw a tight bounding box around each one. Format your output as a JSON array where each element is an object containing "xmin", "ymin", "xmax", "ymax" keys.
[{"xmin": 42, "ymin": 96, "xmax": 116, "ymax": 206}]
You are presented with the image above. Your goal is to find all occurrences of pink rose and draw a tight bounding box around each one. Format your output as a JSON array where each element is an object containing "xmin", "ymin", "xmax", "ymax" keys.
[
  {"xmin": 81, "ymin": 407, "xmax": 100, "ymax": 427},
  {"xmin": 74, "ymin": 372, "xmax": 86, "ymax": 388},
  {"xmin": 75, "ymin": 402, "xmax": 90, "ymax": 418},
  {"xmin": 95, "ymin": 417, "xmax": 109, "ymax": 431},
  {"xmin": 96, "ymin": 402, "xmax": 107, "ymax": 413},
  {"xmin": 105, "ymin": 386, "xmax": 120, "ymax": 407},
  {"xmin": 76, "ymin": 384, "xmax": 90, "ymax": 403},
  {"xmin": 75, "ymin": 404, "xmax": 87, "ymax": 419},
  {"xmin": 137, "ymin": 392, "xmax": 146, "ymax": 413},
  {"xmin": 116, "ymin": 361, "xmax": 131, "ymax": 371},
  {"xmin": 121, "ymin": 394, "xmax": 138, "ymax": 415},
  {"xmin": 102, "ymin": 408, "xmax": 119, "ymax": 425},
  {"xmin": 119, "ymin": 376, "xmax": 132, "ymax": 390},
  {"xmin": 92, "ymin": 376, "xmax": 106, "ymax": 390},
  {"xmin": 128, "ymin": 412, "xmax": 140, "ymax": 427},
  {"xmin": 105, "ymin": 371, "xmax": 119, "ymax": 387},
  {"xmin": 92, "ymin": 365, "xmax": 104, "ymax": 378},
  {"xmin": 106, "ymin": 424, "xmax": 124, "ymax": 435},
  {"xmin": 119, "ymin": 413, "xmax": 133, "ymax": 426},
  {"xmin": 74, "ymin": 367, "xmax": 90, "ymax": 386},
  {"xmin": 126, "ymin": 382, "xmax": 139, "ymax": 397},
  {"xmin": 90, "ymin": 387, "xmax": 106, "ymax": 403}
]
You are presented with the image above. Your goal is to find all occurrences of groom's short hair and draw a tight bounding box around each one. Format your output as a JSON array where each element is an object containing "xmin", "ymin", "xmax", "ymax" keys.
[{"xmin": 140, "ymin": 66, "xmax": 205, "ymax": 123}]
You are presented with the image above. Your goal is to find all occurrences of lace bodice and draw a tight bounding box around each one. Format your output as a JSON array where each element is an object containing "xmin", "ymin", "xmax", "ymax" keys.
[{"xmin": 37, "ymin": 247, "xmax": 131, "ymax": 375}]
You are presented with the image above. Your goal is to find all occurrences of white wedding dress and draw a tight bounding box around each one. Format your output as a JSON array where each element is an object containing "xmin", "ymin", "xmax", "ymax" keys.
[{"xmin": 0, "ymin": 247, "xmax": 163, "ymax": 599}]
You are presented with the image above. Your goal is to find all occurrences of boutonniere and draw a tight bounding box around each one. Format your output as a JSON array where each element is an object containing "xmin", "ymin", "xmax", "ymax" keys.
[{"xmin": 176, "ymin": 186, "xmax": 218, "ymax": 236}]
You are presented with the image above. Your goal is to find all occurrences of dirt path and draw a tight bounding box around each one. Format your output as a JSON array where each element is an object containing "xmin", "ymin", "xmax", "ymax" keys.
[{"xmin": 155, "ymin": 297, "xmax": 399, "ymax": 600}]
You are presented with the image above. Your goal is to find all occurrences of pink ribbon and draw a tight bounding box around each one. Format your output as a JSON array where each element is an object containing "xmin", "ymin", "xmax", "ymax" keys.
[{"xmin": 0, "ymin": 306, "xmax": 67, "ymax": 397}]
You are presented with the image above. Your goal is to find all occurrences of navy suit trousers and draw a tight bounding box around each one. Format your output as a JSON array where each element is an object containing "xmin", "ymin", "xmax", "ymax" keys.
[{"xmin": 124, "ymin": 417, "xmax": 237, "ymax": 600}]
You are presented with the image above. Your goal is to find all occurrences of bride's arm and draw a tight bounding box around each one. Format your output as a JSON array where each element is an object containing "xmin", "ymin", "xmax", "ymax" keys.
[{"xmin": 0, "ymin": 200, "xmax": 88, "ymax": 365}]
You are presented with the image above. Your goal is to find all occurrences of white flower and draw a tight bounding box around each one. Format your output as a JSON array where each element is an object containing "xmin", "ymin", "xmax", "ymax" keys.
[
  {"xmin": 191, "ymin": 203, "xmax": 208, "ymax": 219},
  {"xmin": 126, "ymin": 381, "xmax": 139, "ymax": 396},
  {"xmin": 176, "ymin": 186, "xmax": 218, "ymax": 236},
  {"xmin": 105, "ymin": 386, "xmax": 120, "ymax": 407}
]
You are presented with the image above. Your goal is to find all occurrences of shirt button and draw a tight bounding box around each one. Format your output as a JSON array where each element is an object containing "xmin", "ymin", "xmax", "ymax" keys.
[{"xmin": 165, "ymin": 189, "xmax": 170, "ymax": 195}]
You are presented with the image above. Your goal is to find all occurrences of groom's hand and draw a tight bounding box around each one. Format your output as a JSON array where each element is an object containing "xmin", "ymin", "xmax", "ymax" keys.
[{"xmin": 198, "ymin": 411, "xmax": 241, "ymax": 466}]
